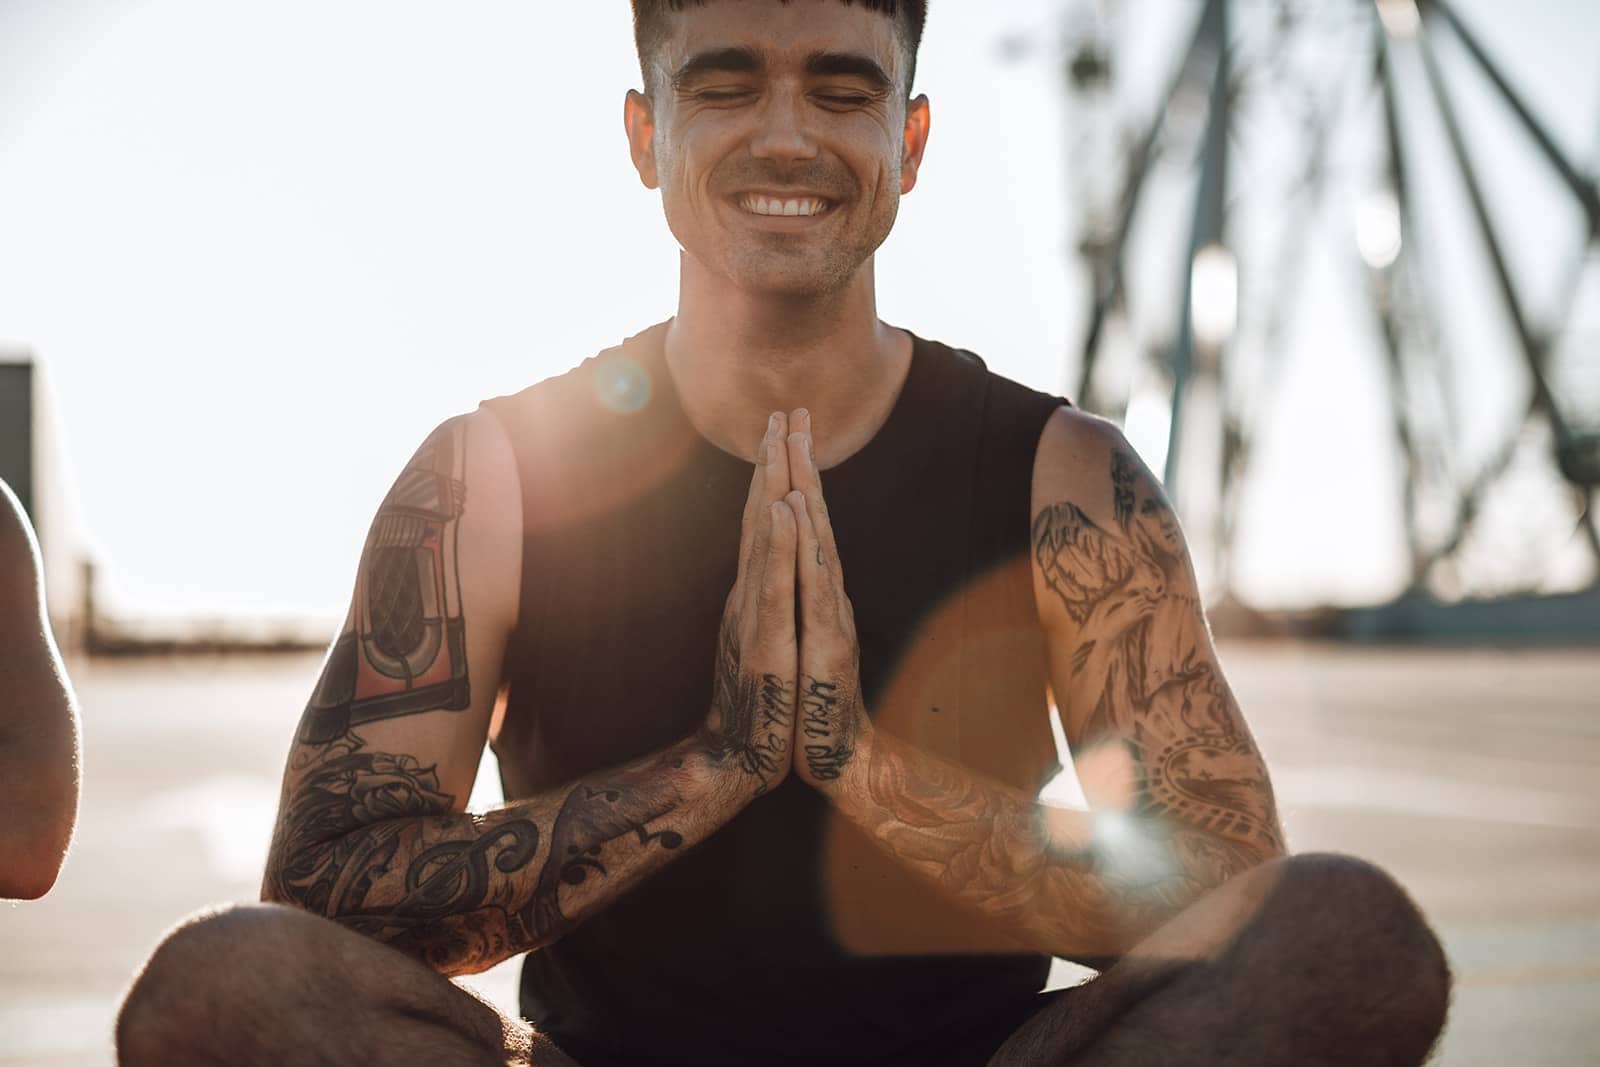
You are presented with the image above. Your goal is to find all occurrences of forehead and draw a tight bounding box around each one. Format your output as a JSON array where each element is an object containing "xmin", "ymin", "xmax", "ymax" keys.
[{"xmin": 657, "ymin": 0, "xmax": 903, "ymax": 79}]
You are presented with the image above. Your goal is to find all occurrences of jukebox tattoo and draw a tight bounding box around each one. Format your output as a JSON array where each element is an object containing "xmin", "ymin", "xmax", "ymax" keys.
[{"xmin": 300, "ymin": 419, "xmax": 472, "ymax": 744}]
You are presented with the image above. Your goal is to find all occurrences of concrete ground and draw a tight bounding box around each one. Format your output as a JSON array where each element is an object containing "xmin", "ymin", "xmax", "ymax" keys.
[{"xmin": 2, "ymin": 642, "xmax": 1596, "ymax": 1065}]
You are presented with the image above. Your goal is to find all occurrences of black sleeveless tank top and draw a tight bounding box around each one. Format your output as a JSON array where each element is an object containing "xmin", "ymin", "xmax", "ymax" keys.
[{"xmin": 481, "ymin": 322, "xmax": 1067, "ymax": 1067}]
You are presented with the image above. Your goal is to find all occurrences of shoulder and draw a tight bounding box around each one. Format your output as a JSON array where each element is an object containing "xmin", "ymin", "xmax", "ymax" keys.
[
  {"xmin": 1028, "ymin": 409, "xmax": 1195, "ymax": 631},
  {"xmin": 481, "ymin": 325, "xmax": 667, "ymax": 443},
  {"xmin": 1030, "ymin": 405, "xmax": 1139, "ymax": 520},
  {"xmin": 905, "ymin": 332, "xmax": 1061, "ymax": 407},
  {"xmin": 394, "ymin": 410, "xmax": 522, "ymax": 536}
]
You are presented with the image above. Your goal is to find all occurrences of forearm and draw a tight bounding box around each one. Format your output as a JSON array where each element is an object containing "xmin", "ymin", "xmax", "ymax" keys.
[
  {"xmin": 263, "ymin": 733, "xmax": 753, "ymax": 976},
  {"xmin": 0, "ymin": 666, "xmax": 81, "ymax": 900},
  {"xmin": 831, "ymin": 729, "xmax": 1279, "ymax": 960},
  {"xmin": 0, "ymin": 760, "xmax": 79, "ymax": 900}
]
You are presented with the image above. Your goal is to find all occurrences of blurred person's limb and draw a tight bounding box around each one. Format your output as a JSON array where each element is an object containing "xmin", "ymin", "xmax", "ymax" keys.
[
  {"xmin": 784, "ymin": 409, "xmax": 1449, "ymax": 1063},
  {"xmin": 0, "ymin": 477, "xmax": 80, "ymax": 899},
  {"xmin": 256, "ymin": 410, "xmax": 799, "ymax": 976},
  {"xmin": 117, "ymin": 902, "xmax": 577, "ymax": 1067}
]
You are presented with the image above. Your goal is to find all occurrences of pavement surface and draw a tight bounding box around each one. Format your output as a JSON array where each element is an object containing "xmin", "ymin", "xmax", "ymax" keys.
[{"xmin": 2, "ymin": 642, "xmax": 1596, "ymax": 1065}]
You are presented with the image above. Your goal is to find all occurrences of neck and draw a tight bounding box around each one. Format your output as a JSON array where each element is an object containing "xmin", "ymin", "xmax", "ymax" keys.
[{"xmin": 664, "ymin": 253, "xmax": 911, "ymax": 466}]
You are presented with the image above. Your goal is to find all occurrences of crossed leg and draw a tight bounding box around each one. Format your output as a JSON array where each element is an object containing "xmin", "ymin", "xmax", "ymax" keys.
[
  {"xmin": 116, "ymin": 903, "xmax": 573, "ymax": 1067},
  {"xmin": 987, "ymin": 853, "xmax": 1452, "ymax": 1067},
  {"xmin": 118, "ymin": 853, "xmax": 1448, "ymax": 1066}
]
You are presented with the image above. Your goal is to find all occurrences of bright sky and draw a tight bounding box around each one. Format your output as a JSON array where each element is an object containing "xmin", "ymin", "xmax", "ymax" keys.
[{"xmin": 1, "ymin": 0, "xmax": 1594, "ymax": 625}]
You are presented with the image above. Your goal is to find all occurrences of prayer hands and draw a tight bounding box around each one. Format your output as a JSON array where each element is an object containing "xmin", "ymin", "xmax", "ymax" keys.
[{"xmin": 703, "ymin": 410, "xmax": 872, "ymax": 800}]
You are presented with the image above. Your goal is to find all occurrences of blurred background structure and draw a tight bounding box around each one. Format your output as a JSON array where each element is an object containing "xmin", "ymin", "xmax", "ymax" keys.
[
  {"xmin": 1, "ymin": 1, "xmax": 1596, "ymax": 1065},
  {"xmin": 1005, "ymin": 0, "xmax": 1600, "ymax": 638}
]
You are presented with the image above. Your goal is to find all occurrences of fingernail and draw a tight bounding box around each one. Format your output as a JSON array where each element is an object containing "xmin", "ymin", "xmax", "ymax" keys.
[{"xmin": 768, "ymin": 413, "xmax": 780, "ymax": 435}]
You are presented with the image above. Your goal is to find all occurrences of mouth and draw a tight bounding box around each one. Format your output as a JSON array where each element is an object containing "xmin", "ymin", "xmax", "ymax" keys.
[{"xmin": 732, "ymin": 192, "xmax": 837, "ymax": 221}]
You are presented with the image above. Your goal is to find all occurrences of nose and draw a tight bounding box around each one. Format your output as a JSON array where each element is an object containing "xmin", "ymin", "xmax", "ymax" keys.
[{"xmin": 749, "ymin": 88, "xmax": 819, "ymax": 163}]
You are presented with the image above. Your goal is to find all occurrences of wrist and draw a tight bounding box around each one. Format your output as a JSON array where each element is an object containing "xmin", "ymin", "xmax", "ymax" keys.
[
  {"xmin": 681, "ymin": 734, "xmax": 775, "ymax": 810},
  {"xmin": 808, "ymin": 717, "xmax": 875, "ymax": 805}
]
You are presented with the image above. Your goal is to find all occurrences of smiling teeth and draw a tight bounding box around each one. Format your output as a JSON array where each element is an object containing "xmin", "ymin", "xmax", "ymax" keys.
[{"xmin": 742, "ymin": 195, "xmax": 828, "ymax": 217}]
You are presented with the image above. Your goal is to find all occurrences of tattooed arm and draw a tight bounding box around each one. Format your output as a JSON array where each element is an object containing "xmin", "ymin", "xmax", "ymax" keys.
[
  {"xmin": 0, "ymin": 479, "xmax": 80, "ymax": 900},
  {"xmin": 784, "ymin": 408, "xmax": 1284, "ymax": 959},
  {"xmin": 262, "ymin": 411, "xmax": 800, "ymax": 976},
  {"xmin": 1027, "ymin": 410, "xmax": 1286, "ymax": 896}
]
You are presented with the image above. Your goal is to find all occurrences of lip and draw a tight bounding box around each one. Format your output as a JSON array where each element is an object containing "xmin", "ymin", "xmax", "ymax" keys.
[{"xmin": 726, "ymin": 191, "xmax": 841, "ymax": 227}]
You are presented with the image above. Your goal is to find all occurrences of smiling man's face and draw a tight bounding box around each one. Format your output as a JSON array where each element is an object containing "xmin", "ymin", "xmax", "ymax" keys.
[{"xmin": 626, "ymin": 0, "xmax": 929, "ymax": 297}]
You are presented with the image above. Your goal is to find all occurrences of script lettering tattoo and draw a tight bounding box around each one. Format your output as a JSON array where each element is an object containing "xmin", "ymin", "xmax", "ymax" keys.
[
  {"xmin": 799, "ymin": 674, "xmax": 858, "ymax": 781},
  {"xmin": 1032, "ymin": 449, "xmax": 1285, "ymax": 881},
  {"xmin": 698, "ymin": 620, "xmax": 793, "ymax": 791},
  {"xmin": 301, "ymin": 419, "xmax": 471, "ymax": 744}
]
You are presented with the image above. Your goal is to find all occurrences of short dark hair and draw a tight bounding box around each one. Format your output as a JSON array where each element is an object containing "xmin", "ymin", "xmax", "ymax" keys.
[{"xmin": 630, "ymin": 1, "xmax": 928, "ymax": 98}]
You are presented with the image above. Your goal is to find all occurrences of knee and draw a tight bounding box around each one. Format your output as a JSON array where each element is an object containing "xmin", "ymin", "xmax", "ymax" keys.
[
  {"xmin": 1269, "ymin": 853, "xmax": 1449, "ymax": 980},
  {"xmin": 117, "ymin": 903, "xmax": 308, "ymax": 1066},
  {"xmin": 1253, "ymin": 853, "xmax": 1451, "ymax": 1061}
]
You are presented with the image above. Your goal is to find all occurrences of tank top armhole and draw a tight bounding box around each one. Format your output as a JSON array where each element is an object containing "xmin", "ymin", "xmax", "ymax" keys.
[{"xmin": 476, "ymin": 395, "xmax": 530, "ymax": 643}]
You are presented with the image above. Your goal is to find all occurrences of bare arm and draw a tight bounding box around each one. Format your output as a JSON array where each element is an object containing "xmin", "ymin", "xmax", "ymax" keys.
[
  {"xmin": 783, "ymin": 408, "xmax": 1285, "ymax": 960},
  {"xmin": 0, "ymin": 478, "xmax": 81, "ymax": 900},
  {"xmin": 263, "ymin": 411, "xmax": 800, "ymax": 976}
]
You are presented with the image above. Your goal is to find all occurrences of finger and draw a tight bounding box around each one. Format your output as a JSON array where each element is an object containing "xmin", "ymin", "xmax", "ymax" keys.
[
  {"xmin": 745, "ymin": 412, "xmax": 797, "ymax": 620},
  {"xmin": 736, "ymin": 414, "xmax": 778, "ymax": 579},
  {"xmin": 738, "ymin": 413, "xmax": 784, "ymax": 587},
  {"xmin": 757, "ymin": 500, "xmax": 797, "ymax": 645},
  {"xmin": 765, "ymin": 411, "xmax": 792, "ymax": 502},
  {"xmin": 786, "ymin": 489, "xmax": 832, "ymax": 638},
  {"xmin": 786, "ymin": 420, "xmax": 840, "ymax": 576}
]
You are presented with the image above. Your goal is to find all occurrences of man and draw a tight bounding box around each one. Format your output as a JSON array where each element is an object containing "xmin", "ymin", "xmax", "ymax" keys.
[
  {"xmin": 0, "ymin": 476, "xmax": 80, "ymax": 900},
  {"xmin": 118, "ymin": 2, "xmax": 1450, "ymax": 1064}
]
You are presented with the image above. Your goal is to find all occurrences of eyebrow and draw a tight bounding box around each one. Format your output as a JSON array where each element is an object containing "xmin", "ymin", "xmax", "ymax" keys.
[
  {"xmin": 671, "ymin": 47, "xmax": 893, "ymax": 93},
  {"xmin": 804, "ymin": 51, "xmax": 893, "ymax": 92},
  {"xmin": 671, "ymin": 46, "xmax": 763, "ymax": 88}
]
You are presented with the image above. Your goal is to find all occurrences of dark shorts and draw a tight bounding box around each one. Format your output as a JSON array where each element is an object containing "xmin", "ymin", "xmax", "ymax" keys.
[
  {"xmin": 886, "ymin": 988, "xmax": 1075, "ymax": 1067},
  {"xmin": 546, "ymin": 988, "xmax": 1077, "ymax": 1067}
]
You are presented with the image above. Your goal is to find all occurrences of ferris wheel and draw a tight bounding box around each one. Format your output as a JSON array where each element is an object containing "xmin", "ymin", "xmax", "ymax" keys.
[{"xmin": 1011, "ymin": 0, "xmax": 1600, "ymax": 606}]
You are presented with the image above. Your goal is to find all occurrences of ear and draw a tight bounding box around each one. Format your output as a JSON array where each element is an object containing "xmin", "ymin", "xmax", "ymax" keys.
[
  {"xmin": 624, "ymin": 89, "xmax": 659, "ymax": 190},
  {"xmin": 899, "ymin": 94, "xmax": 931, "ymax": 195}
]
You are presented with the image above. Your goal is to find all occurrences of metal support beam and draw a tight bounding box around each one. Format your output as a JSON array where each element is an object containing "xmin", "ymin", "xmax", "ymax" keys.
[
  {"xmin": 1414, "ymin": 28, "xmax": 1569, "ymax": 437},
  {"xmin": 1376, "ymin": 35, "xmax": 1428, "ymax": 586},
  {"xmin": 1415, "ymin": 19, "xmax": 1600, "ymax": 564},
  {"xmin": 1426, "ymin": 0, "xmax": 1600, "ymax": 237},
  {"xmin": 1074, "ymin": 0, "xmax": 1225, "ymax": 409},
  {"xmin": 1164, "ymin": 0, "xmax": 1230, "ymax": 496}
]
